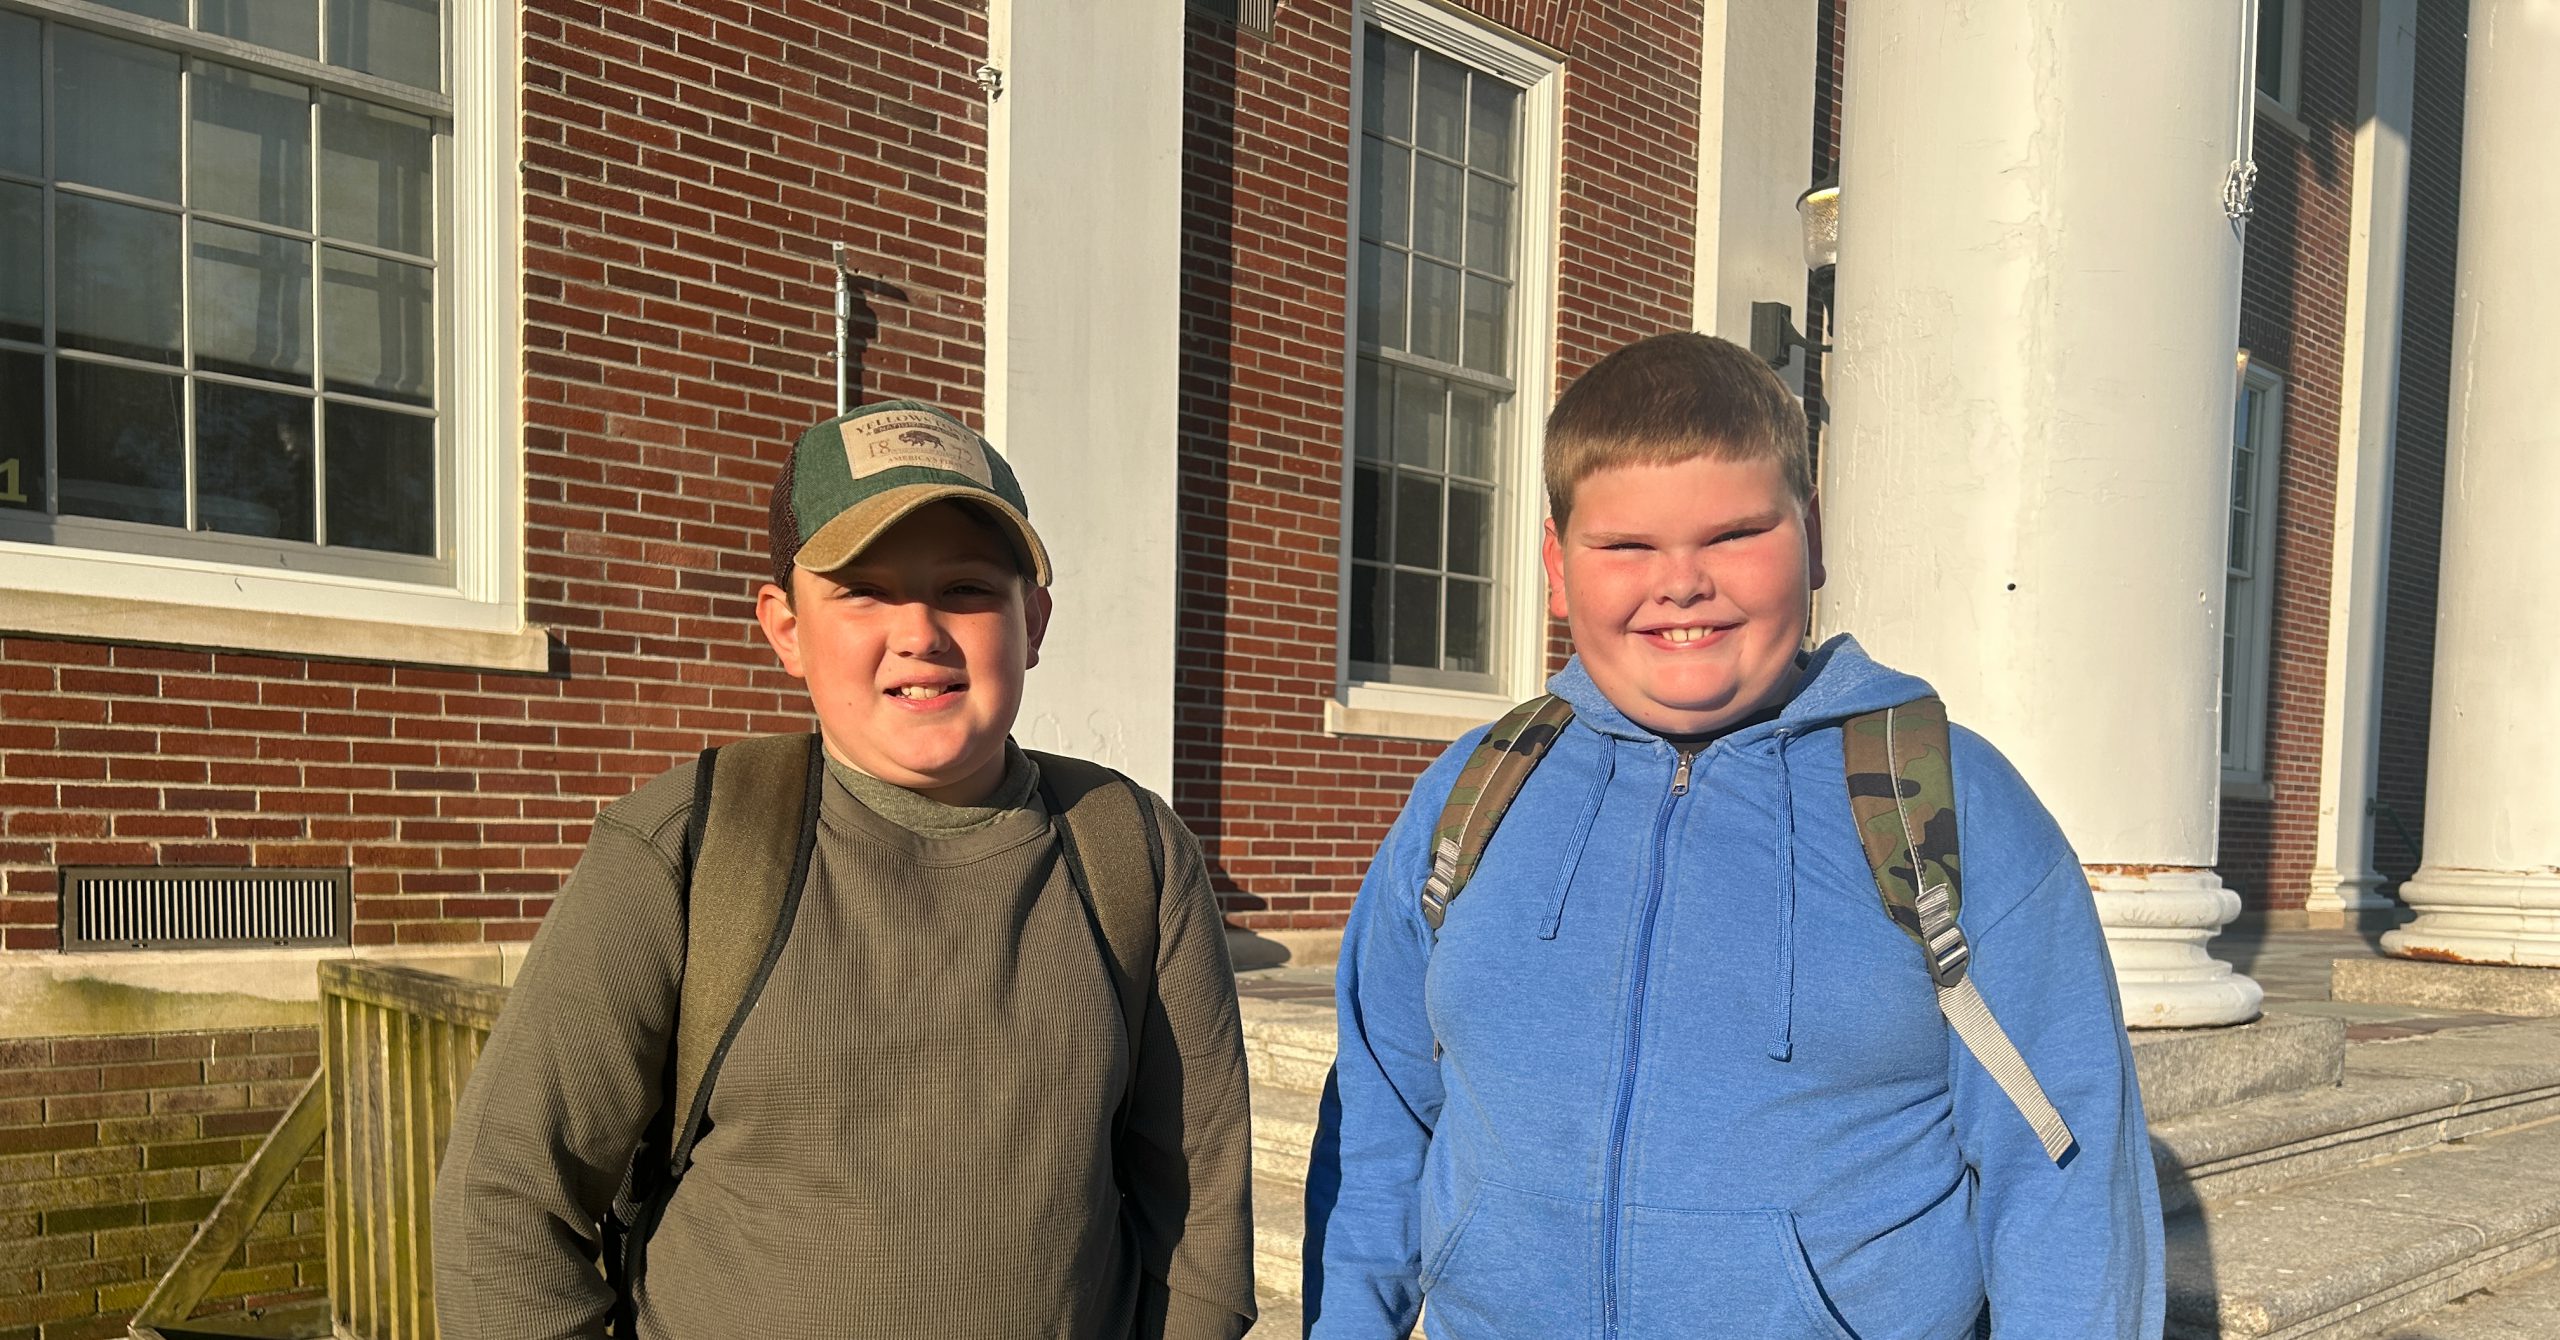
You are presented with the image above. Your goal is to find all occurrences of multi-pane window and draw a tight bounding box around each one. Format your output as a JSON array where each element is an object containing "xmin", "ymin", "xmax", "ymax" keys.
[
  {"xmin": 1348, "ymin": 27, "xmax": 1521, "ymax": 690},
  {"xmin": 2221, "ymin": 365, "xmax": 2284, "ymax": 780},
  {"xmin": 0, "ymin": 1, "xmax": 448, "ymax": 577}
]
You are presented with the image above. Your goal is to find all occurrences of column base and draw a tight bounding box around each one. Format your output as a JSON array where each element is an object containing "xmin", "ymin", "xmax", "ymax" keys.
[
  {"xmin": 2090, "ymin": 868, "xmax": 2265, "ymax": 1029},
  {"xmin": 2304, "ymin": 868, "xmax": 2394, "ymax": 930},
  {"xmin": 2385, "ymin": 866, "xmax": 2560, "ymax": 967}
]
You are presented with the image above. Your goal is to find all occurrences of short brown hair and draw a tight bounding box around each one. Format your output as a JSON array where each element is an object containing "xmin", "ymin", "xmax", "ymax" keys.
[{"xmin": 1542, "ymin": 332, "xmax": 1811, "ymax": 530}]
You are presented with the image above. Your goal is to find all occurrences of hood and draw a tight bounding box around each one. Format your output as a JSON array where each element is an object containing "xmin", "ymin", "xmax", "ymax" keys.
[{"xmin": 1544, "ymin": 633, "xmax": 1934, "ymax": 740}]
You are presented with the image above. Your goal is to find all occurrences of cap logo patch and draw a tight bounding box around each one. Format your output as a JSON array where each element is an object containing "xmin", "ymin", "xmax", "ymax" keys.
[{"xmin": 839, "ymin": 411, "xmax": 993, "ymax": 486}]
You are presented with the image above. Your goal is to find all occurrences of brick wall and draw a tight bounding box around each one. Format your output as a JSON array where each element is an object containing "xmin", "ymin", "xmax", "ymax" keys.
[
  {"xmin": 0, "ymin": 1028, "xmax": 322, "ymax": 1340},
  {"xmin": 0, "ymin": 1, "xmax": 992, "ymax": 950},
  {"xmin": 2216, "ymin": 0, "xmax": 2360, "ymax": 914},
  {"xmin": 3, "ymin": 9, "xmax": 992, "ymax": 1329},
  {"xmin": 1175, "ymin": 1, "xmax": 1704, "ymax": 930},
  {"xmin": 2372, "ymin": 0, "xmax": 2466, "ymax": 893}
]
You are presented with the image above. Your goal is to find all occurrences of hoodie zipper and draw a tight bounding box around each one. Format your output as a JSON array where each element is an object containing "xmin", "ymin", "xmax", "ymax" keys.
[{"xmin": 1600, "ymin": 746, "xmax": 1694, "ymax": 1338}]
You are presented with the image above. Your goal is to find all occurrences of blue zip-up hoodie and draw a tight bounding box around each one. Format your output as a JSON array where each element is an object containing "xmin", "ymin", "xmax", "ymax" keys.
[{"xmin": 1305, "ymin": 637, "xmax": 2163, "ymax": 1339}]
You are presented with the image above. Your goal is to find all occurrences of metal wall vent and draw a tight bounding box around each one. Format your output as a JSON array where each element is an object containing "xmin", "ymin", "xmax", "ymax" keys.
[{"xmin": 60, "ymin": 867, "xmax": 353, "ymax": 952}]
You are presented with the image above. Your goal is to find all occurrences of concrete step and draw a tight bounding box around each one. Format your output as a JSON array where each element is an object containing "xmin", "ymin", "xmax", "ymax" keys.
[
  {"xmin": 1243, "ymin": 998, "xmax": 2357, "ymax": 1120},
  {"xmin": 1241, "ymin": 995, "xmax": 1336, "ymax": 1097},
  {"xmin": 1253, "ymin": 1079, "xmax": 1321, "ymax": 1179},
  {"xmin": 2164, "ymin": 1115, "xmax": 2560, "ymax": 1339},
  {"xmin": 2154, "ymin": 1018, "xmax": 2560, "ymax": 1213},
  {"xmin": 2375, "ymin": 1259, "xmax": 2560, "ymax": 1339},
  {"xmin": 1253, "ymin": 1172, "xmax": 1307, "ymax": 1298},
  {"xmin": 1250, "ymin": 1288, "xmax": 1301, "ymax": 1339}
]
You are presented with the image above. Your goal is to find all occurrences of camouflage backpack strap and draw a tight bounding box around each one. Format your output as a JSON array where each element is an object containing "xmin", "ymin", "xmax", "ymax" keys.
[
  {"xmin": 1422, "ymin": 695, "xmax": 1576, "ymax": 931},
  {"xmin": 1844, "ymin": 699, "xmax": 2076, "ymax": 1164}
]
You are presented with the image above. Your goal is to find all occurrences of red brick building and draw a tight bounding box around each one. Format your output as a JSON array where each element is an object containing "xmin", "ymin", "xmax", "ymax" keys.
[{"xmin": 0, "ymin": 0, "xmax": 2498, "ymax": 1329}]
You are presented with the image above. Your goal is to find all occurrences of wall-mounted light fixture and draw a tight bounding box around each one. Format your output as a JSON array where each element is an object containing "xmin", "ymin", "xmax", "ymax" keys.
[
  {"xmin": 1799, "ymin": 176, "xmax": 1839, "ymax": 282},
  {"xmin": 1750, "ymin": 176, "xmax": 1840, "ymax": 371}
]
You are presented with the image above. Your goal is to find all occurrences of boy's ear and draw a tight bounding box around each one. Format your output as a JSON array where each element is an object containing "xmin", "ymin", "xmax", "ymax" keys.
[
  {"xmin": 1804, "ymin": 493, "xmax": 1827, "ymax": 592},
  {"xmin": 1542, "ymin": 517, "xmax": 1570, "ymax": 621},
  {"xmin": 1023, "ymin": 585, "xmax": 1054, "ymax": 671},
  {"xmin": 756, "ymin": 579, "xmax": 809, "ymax": 680}
]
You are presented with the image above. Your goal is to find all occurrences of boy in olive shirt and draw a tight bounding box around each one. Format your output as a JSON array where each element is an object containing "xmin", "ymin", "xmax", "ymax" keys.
[{"xmin": 435, "ymin": 401, "xmax": 1257, "ymax": 1339}]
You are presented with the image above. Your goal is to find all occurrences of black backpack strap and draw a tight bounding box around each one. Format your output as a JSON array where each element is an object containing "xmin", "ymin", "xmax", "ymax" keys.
[{"xmin": 1030, "ymin": 752, "xmax": 1164, "ymax": 1074}]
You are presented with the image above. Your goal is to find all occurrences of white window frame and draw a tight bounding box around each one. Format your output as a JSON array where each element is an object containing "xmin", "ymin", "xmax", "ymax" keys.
[
  {"xmin": 0, "ymin": 0, "xmax": 535, "ymax": 671},
  {"xmin": 1328, "ymin": 0, "xmax": 1560, "ymax": 742},
  {"xmin": 2222, "ymin": 363, "xmax": 2285, "ymax": 787},
  {"xmin": 2253, "ymin": 0, "xmax": 2304, "ymax": 122}
]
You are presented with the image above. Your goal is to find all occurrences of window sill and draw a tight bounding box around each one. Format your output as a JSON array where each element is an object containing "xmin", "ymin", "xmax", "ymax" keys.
[
  {"xmin": 2253, "ymin": 93, "xmax": 2309, "ymax": 143},
  {"xmin": 3, "ymin": 589, "xmax": 553, "ymax": 674},
  {"xmin": 2222, "ymin": 777, "xmax": 2275, "ymax": 803},
  {"xmin": 1325, "ymin": 682, "xmax": 1513, "ymax": 742}
]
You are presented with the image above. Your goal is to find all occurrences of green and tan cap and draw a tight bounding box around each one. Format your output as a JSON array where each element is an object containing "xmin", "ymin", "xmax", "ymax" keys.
[{"xmin": 768, "ymin": 400, "xmax": 1052, "ymax": 589}]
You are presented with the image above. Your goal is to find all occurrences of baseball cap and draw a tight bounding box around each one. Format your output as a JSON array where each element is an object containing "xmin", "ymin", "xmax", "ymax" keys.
[{"xmin": 768, "ymin": 400, "xmax": 1053, "ymax": 590}]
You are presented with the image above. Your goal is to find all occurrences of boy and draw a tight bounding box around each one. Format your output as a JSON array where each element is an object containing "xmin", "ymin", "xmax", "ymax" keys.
[
  {"xmin": 434, "ymin": 401, "xmax": 1257, "ymax": 1339},
  {"xmin": 1304, "ymin": 334, "xmax": 2162, "ymax": 1338}
]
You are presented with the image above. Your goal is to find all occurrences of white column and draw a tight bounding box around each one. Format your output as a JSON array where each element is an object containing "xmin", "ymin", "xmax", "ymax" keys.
[
  {"xmin": 1692, "ymin": 0, "xmax": 1819, "ymax": 389},
  {"xmin": 985, "ymin": 0, "xmax": 1186, "ymax": 796},
  {"xmin": 2385, "ymin": 0, "xmax": 2560, "ymax": 968},
  {"xmin": 1821, "ymin": 0, "xmax": 2261, "ymax": 1026},
  {"xmin": 2308, "ymin": 0, "xmax": 2417, "ymax": 928}
]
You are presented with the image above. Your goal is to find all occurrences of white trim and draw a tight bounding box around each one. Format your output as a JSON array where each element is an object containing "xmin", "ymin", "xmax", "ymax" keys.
[
  {"xmin": 1337, "ymin": 0, "xmax": 1561, "ymax": 733},
  {"xmin": 2220, "ymin": 365, "xmax": 2285, "ymax": 784},
  {"xmin": 1324, "ymin": 697, "xmax": 1501, "ymax": 744},
  {"xmin": 2309, "ymin": 0, "xmax": 2415, "ymax": 923},
  {"xmin": 2253, "ymin": 91, "xmax": 2312, "ymax": 142},
  {"xmin": 0, "ymin": 0, "xmax": 528, "ymax": 661},
  {"xmin": 1369, "ymin": 0, "xmax": 1562, "ymax": 88},
  {"xmin": 0, "ymin": 588, "xmax": 549, "ymax": 670}
]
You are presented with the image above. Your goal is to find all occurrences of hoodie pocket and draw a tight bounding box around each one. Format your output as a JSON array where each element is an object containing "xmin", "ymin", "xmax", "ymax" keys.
[
  {"xmin": 1420, "ymin": 1179, "xmax": 1599, "ymax": 1339},
  {"xmin": 1621, "ymin": 1206, "xmax": 1857, "ymax": 1340}
]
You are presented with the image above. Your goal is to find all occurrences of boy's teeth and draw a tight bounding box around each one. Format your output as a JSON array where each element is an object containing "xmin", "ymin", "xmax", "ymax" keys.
[{"xmin": 893, "ymin": 685, "xmax": 949, "ymax": 699}]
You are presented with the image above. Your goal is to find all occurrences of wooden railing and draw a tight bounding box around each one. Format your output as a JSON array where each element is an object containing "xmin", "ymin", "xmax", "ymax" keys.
[
  {"xmin": 320, "ymin": 960, "xmax": 508, "ymax": 1340},
  {"xmin": 129, "ymin": 961, "xmax": 508, "ymax": 1340}
]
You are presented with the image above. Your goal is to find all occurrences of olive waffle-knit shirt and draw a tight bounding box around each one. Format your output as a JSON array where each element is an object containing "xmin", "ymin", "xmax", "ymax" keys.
[{"xmin": 431, "ymin": 745, "xmax": 1256, "ymax": 1339}]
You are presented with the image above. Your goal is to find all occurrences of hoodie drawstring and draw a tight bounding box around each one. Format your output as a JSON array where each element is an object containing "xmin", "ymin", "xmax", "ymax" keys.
[
  {"xmin": 1541, "ymin": 744, "xmax": 1615, "ymax": 940},
  {"xmin": 1770, "ymin": 731, "xmax": 1798, "ymax": 1061}
]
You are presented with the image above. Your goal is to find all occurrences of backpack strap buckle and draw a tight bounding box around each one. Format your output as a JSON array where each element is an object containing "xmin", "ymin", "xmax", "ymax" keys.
[
  {"xmin": 1421, "ymin": 838, "xmax": 1461, "ymax": 929},
  {"xmin": 1421, "ymin": 696, "xmax": 1576, "ymax": 935},
  {"xmin": 1917, "ymin": 879, "xmax": 1970, "ymax": 988}
]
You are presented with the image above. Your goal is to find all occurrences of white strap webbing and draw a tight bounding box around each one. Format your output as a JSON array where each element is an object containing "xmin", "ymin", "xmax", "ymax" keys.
[{"xmin": 1938, "ymin": 975, "xmax": 2076, "ymax": 1163}]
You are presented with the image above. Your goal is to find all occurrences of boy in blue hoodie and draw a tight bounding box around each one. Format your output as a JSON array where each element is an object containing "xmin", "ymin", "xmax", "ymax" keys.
[{"xmin": 1304, "ymin": 333, "xmax": 2163, "ymax": 1339}]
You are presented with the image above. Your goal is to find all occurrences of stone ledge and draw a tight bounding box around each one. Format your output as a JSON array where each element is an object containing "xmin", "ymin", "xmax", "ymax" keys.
[
  {"xmin": 2333, "ymin": 957, "xmax": 2560, "ymax": 1016},
  {"xmin": 0, "ymin": 944, "xmax": 529, "ymax": 1040},
  {"xmin": 2132, "ymin": 1011, "xmax": 2347, "ymax": 1123}
]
